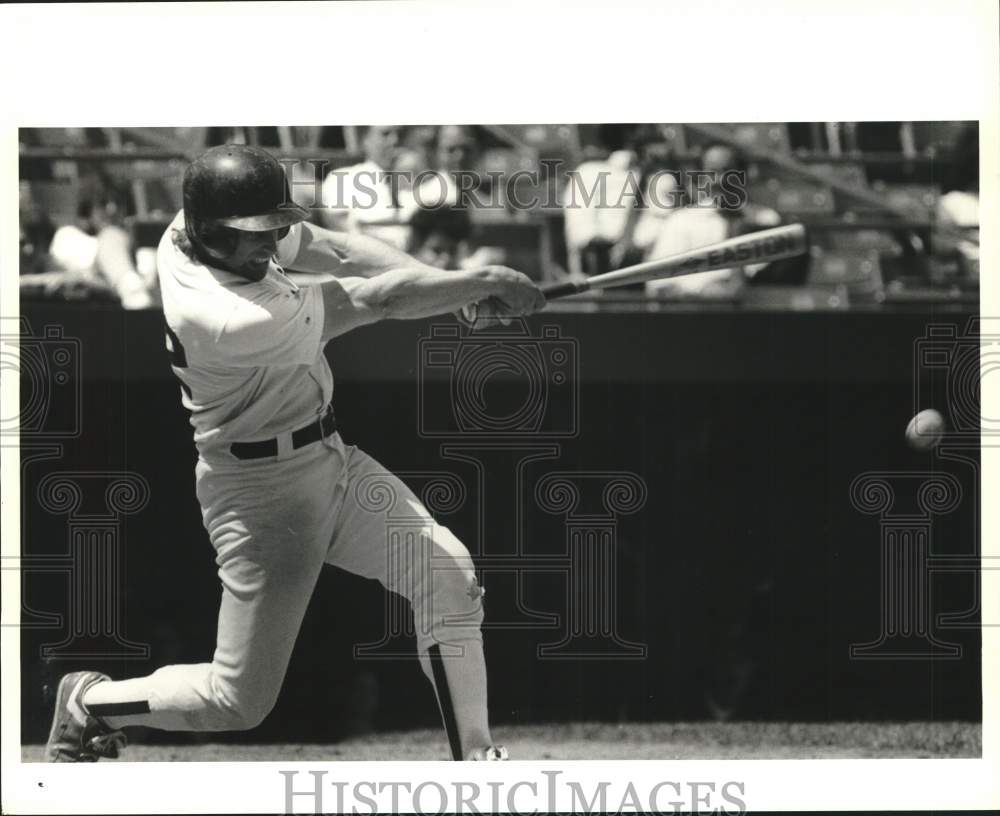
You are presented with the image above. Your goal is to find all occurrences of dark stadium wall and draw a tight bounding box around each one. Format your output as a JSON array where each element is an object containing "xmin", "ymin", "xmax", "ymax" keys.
[{"xmin": 19, "ymin": 304, "xmax": 981, "ymax": 743}]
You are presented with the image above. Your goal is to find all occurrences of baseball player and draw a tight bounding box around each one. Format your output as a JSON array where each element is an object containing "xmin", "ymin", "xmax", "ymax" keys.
[{"xmin": 46, "ymin": 144, "xmax": 544, "ymax": 762}]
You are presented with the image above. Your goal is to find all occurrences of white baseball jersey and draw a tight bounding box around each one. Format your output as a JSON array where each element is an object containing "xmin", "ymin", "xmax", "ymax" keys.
[{"xmin": 156, "ymin": 212, "xmax": 332, "ymax": 459}]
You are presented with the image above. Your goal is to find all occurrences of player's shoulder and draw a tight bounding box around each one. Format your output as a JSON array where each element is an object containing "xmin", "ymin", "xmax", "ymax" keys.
[
  {"xmin": 157, "ymin": 212, "xmax": 244, "ymax": 338},
  {"xmin": 156, "ymin": 211, "xmax": 193, "ymax": 277}
]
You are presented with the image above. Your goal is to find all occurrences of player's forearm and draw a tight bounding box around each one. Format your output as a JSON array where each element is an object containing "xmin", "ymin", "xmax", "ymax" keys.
[
  {"xmin": 359, "ymin": 267, "xmax": 511, "ymax": 321},
  {"xmin": 288, "ymin": 221, "xmax": 417, "ymax": 278}
]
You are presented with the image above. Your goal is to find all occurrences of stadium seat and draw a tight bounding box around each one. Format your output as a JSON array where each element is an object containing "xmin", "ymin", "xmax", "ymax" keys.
[
  {"xmin": 484, "ymin": 125, "xmax": 579, "ymax": 174},
  {"xmin": 725, "ymin": 123, "xmax": 792, "ymax": 153},
  {"xmin": 684, "ymin": 123, "xmax": 791, "ymax": 154},
  {"xmin": 808, "ymin": 249, "xmax": 883, "ymax": 287},
  {"xmin": 822, "ymin": 229, "xmax": 904, "ymax": 256},
  {"xmin": 748, "ymin": 178, "xmax": 835, "ymax": 215},
  {"xmin": 802, "ymin": 161, "xmax": 868, "ymax": 189},
  {"xmin": 27, "ymin": 180, "xmax": 81, "ymax": 226},
  {"xmin": 806, "ymin": 248, "xmax": 885, "ymax": 305},
  {"xmin": 833, "ymin": 183, "xmax": 939, "ymax": 225},
  {"xmin": 864, "ymin": 182, "xmax": 940, "ymax": 220}
]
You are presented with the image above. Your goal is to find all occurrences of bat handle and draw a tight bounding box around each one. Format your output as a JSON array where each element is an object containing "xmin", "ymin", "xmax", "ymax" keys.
[{"xmin": 541, "ymin": 280, "xmax": 589, "ymax": 300}]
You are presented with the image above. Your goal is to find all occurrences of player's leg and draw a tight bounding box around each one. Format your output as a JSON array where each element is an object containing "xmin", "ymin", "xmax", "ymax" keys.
[
  {"xmin": 80, "ymin": 536, "xmax": 326, "ymax": 732},
  {"xmin": 326, "ymin": 444, "xmax": 496, "ymax": 760},
  {"xmin": 48, "ymin": 454, "xmax": 335, "ymax": 758}
]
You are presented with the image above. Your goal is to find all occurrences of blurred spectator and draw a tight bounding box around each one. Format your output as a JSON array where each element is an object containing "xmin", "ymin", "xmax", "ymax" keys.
[
  {"xmin": 319, "ymin": 125, "xmax": 410, "ymax": 249},
  {"xmin": 21, "ymin": 183, "xmax": 157, "ymax": 309},
  {"xmin": 936, "ymin": 125, "xmax": 979, "ymax": 232},
  {"xmin": 402, "ymin": 125, "xmax": 437, "ymax": 170},
  {"xmin": 407, "ymin": 206, "xmax": 473, "ymax": 269},
  {"xmin": 645, "ymin": 143, "xmax": 783, "ymax": 298},
  {"xmin": 437, "ymin": 125, "xmax": 478, "ymax": 174},
  {"xmin": 405, "ymin": 202, "xmax": 512, "ymax": 273},
  {"xmin": 627, "ymin": 171, "xmax": 683, "ymax": 260},
  {"xmin": 613, "ymin": 132, "xmax": 684, "ymax": 269},
  {"xmin": 938, "ymin": 186, "xmax": 979, "ymax": 229},
  {"xmin": 934, "ymin": 124, "xmax": 979, "ymax": 280},
  {"xmin": 562, "ymin": 142, "xmax": 642, "ymax": 278},
  {"xmin": 19, "ymin": 184, "xmax": 56, "ymax": 276},
  {"xmin": 392, "ymin": 147, "xmax": 428, "ymax": 210},
  {"xmin": 413, "ymin": 125, "xmax": 481, "ymax": 209}
]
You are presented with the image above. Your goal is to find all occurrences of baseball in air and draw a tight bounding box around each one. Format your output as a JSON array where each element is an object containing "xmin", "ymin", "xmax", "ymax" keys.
[{"xmin": 905, "ymin": 409, "xmax": 946, "ymax": 451}]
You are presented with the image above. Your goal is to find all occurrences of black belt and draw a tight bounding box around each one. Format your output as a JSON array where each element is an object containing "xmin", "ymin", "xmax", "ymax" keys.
[{"xmin": 230, "ymin": 405, "xmax": 337, "ymax": 460}]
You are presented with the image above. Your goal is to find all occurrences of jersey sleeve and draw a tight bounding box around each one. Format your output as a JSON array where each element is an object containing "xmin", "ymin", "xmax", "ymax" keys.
[{"xmin": 215, "ymin": 284, "xmax": 324, "ymax": 367}]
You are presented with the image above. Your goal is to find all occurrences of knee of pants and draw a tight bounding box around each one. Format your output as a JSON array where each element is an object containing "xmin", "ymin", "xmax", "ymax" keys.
[
  {"xmin": 408, "ymin": 529, "xmax": 485, "ymax": 645},
  {"xmin": 209, "ymin": 671, "xmax": 280, "ymax": 731}
]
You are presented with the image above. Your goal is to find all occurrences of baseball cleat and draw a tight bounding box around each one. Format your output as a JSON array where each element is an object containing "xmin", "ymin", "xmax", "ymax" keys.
[
  {"xmin": 466, "ymin": 744, "xmax": 508, "ymax": 761},
  {"xmin": 46, "ymin": 672, "xmax": 127, "ymax": 762}
]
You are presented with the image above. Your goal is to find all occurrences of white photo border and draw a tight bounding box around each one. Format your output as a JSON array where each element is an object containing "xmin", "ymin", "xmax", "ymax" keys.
[{"xmin": 1, "ymin": 0, "xmax": 997, "ymax": 812}]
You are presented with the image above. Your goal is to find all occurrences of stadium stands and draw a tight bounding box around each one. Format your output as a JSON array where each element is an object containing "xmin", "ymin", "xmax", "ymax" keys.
[{"xmin": 19, "ymin": 122, "xmax": 978, "ymax": 310}]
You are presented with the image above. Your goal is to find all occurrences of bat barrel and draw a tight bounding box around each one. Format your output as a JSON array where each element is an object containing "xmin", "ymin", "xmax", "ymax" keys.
[{"xmin": 542, "ymin": 223, "xmax": 808, "ymax": 301}]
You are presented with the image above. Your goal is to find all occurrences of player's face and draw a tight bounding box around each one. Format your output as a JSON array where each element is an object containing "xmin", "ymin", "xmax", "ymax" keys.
[{"xmin": 216, "ymin": 225, "xmax": 289, "ymax": 279}]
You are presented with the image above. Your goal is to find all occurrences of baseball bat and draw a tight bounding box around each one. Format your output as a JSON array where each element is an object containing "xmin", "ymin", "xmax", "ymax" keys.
[{"xmin": 541, "ymin": 223, "xmax": 809, "ymax": 300}]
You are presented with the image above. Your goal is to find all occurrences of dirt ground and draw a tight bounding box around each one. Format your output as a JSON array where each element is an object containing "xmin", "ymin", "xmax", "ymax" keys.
[{"xmin": 24, "ymin": 720, "xmax": 981, "ymax": 761}]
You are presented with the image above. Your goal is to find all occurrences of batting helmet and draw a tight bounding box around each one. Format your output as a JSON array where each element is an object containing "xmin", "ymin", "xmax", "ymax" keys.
[{"xmin": 182, "ymin": 144, "xmax": 309, "ymax": 232}]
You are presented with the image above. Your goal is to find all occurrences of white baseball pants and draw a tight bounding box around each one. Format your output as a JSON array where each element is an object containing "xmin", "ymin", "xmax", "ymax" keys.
[{"xmin": 82, "ymin": 433, "xmax": 492, "ymax": 758}]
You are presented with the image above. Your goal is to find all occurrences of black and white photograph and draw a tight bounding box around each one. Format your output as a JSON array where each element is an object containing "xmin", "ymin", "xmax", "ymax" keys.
[{"xmin": 2, "ymin": 2, "xmax": 997, "ymax": 814}]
